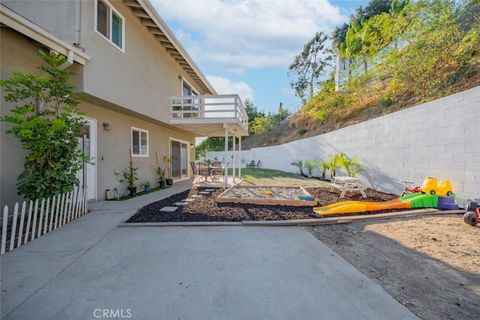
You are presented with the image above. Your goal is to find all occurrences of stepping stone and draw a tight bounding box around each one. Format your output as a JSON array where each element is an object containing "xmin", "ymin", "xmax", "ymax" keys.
[
  {"xmin": 192, "ymin": 195, "xmax": 203, "ymax": 198},
  {"xmin": 174, "ymin": 202, "xmax": 188, "ymax": 206},
  {"xmin": 183, "ymin": 198, "xmax": 195, "ymax": 202},
  {"xmin": 159, "ymin": 206, "xmax": 178, "ymax": 212}
]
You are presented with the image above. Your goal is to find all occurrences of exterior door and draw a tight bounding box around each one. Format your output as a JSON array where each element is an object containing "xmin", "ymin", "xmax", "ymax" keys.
[
  {"xmin": 170, "ymin": 140, "xmax": 188, "ymax": 179},
  {"xmin": 76, "ymin": 118, "xmax": 97, "ymax": 201}
]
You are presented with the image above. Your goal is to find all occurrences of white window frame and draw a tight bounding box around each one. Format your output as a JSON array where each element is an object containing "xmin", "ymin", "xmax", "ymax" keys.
[
  {"xmin": 131, "ymin": 127, "xmax": 149, "ymax": 157},
  {"xmin": 94, "ymin": 0, "xmax": 125, "ymax": 53}
]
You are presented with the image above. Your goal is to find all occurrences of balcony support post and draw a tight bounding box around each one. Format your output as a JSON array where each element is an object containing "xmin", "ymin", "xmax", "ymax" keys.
[
  {"xmin": 224, "ymin": 124, "xmax": 228, "ymax": 186},
  {"xmin": 232, "ymin": 135, "xmax": 236, "ymax": 183},
  {"xmin": 238, "ymin": 136, "xmax": 242, "ymax": 180}
]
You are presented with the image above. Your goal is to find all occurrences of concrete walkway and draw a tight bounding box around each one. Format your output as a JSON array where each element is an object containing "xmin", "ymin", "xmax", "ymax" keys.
[{"xmin": 1, "ymin": 184, "xmax": 417, "ymax": 320}]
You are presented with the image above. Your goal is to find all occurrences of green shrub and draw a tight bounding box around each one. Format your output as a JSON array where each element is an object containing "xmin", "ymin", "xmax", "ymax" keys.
[
  {"xmin": 1, "ymin": 50, "xmax": 87, "ymax": 199},
  {"xmin": 297, "ymin": 128, "xmax": 308, "ymax": 135}
]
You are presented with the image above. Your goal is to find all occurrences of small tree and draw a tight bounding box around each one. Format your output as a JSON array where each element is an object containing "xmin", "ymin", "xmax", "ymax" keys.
[
  {"xmin": 289, "ymin": 31, "xmax": 332, "ymax": 103},
  {"xmin": 123, "ymin": 151, "xmax": 138, "ymax": 190},
  {"xmin": 1, "ymin": 50, "xmax": 87, "ymax": 199}
]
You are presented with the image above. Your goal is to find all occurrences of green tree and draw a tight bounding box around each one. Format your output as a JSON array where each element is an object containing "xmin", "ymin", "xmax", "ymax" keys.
[
  {"xmin": 1, "ymin": 50, "xmax": 87, "ymax": 199},
  {"xmin": 289, "ymin": 31, "xmax": 332, "ymax": 102}
]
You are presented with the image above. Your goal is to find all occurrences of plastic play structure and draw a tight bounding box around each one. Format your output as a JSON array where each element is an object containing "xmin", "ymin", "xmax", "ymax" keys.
[{"xmin": 314, "ymin": 177, "xmax": 459, "ymax": 216}]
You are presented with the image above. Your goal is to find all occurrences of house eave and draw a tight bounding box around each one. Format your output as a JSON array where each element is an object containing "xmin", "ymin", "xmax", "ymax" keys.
[{"xmin": 125, "ymin": 0, "xmax": 216, "ymax": 95}]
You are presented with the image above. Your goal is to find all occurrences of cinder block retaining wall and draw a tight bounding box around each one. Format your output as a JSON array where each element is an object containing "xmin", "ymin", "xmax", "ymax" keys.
[{"xmin": 210, "ymin": 86, "xmax": 480, "ymax": 201}]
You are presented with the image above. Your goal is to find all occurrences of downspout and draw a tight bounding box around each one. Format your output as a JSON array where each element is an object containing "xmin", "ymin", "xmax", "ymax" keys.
[
  {"xmin": 73, "ymin": 0, "xmax": 82, "ymax": 46},
  {"xmin": 59, "ymin": 50, "xmax": 74, "ymax": 70}
]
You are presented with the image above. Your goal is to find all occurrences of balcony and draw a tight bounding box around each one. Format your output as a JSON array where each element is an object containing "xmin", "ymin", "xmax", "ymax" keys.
[{"xmin": 169, "ymin": 94, "xmax": 248, "ymax": 137}]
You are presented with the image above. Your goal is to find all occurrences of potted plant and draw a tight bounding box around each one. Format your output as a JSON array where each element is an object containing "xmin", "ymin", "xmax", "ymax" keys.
[
  {"xmin": 303, "ymin": 160, "xmax": 317, "ymax": 178},
  {"xmin": 123, "ymin": 150, "xmax": 138, "ymax": 197},
  {"xmin": 163, "ymin": 155, "xmax": 175, "ymax": 185},
  {"xmin": 156, "ymin": 167, "xmax": 166, "ymax": 188},
  {"xmin": 143, "ymin": 181, "xmax": 151, "ymax": 192}
]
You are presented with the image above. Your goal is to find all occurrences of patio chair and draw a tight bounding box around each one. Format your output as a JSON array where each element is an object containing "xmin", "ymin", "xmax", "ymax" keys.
[
  {"xmin": 198, "ymin": 161, "xmax": 210, "ymax": 182},
  {"xmin": 210, "ymin": 161, "xmax": 224, "ymax": 181},
  {"xmin": 190, "ymin": 162, "xmax": 199, "ymax": 182},
  {"xmin": 247, "ymin": 160, "xmax": 256, "ymax": 168},
  {"xmin": 256, "ymin": 160, "xmax": 262, "ymax": 168}
]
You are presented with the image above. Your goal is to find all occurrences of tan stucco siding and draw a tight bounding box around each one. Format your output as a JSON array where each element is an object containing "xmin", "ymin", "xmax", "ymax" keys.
[
  {"xmin": 1, "ymin": 26, "xmax": 196, "ymax": 206},
  {"xmin": 79, "ymin": 101, "xmax": 195, "ymax": 200},
  {"xmin": 79, "ymin": 0, "xmax": 206, "ymax": 123},
  {"xmin": 0, "ymin": 28, "xmax": 38, "ymax": 207}
]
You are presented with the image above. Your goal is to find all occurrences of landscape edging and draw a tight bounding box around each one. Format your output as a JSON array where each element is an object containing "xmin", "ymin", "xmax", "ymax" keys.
[{"xmin": 119, "ymin": 209, "xmax": 463, "ymax": 227}]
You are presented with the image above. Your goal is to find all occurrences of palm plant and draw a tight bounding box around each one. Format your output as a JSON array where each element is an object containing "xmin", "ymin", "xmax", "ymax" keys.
[
  {"xmin": 317, "ymin": 160, "xmax": 329, "ymax": 180},
  {"xmin": 325, "ymin": 154, "xmax": 343, "ymax": 179},
  {"xmin": 290, "ymin": 160, "xmax": 305, "ymax": 176},
  {"xmin": 303, "ymin": 160, "xmax": 317, "ymax": 178},
  {"xmin": 338, "ymin": 154, "xmax": 362, "ymax": 177}
]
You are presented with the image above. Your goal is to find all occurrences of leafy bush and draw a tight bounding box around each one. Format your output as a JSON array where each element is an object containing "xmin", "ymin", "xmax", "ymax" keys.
[
  {"xmin": 297, "ymin": 127, "xmax": 308, "ymax": 135},
  {"xmin": 298, "ymin": 0, "xmax": 479, "ymax": 136},
  {"xmin": 1, "ymin": 50, "xmax": 87, "ymax": 199}
]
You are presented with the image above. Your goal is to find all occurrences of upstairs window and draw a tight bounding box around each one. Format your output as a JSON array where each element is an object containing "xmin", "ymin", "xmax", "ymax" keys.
[
  {"xmin": 131, "ymin": 128, "xmax": 149, "ymax": 157},
  {"xmin": 95, "ymin": 0, "xmax": 124, "ymax": 51}
]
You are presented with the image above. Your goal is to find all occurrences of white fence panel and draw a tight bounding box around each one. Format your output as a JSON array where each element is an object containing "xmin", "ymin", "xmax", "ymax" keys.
[{"xmin": 0, "ymin": 189, "xmax": 88, "ymax": 255}]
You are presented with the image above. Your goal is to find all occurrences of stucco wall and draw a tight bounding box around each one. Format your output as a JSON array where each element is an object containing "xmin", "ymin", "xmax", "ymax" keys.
[
  {"xmin": 2, "ymin": 0, "xmax": 77, "ymax": 44},
  {"xmin": 79, "ymin": 0, "xmax": 205, "ymax": 123},
  {"xmin": 3, "ymin": 0, "xmax": 207, "ymax": 123},
  {"xmin": 0, "ymin": 28, "xmax": 37, "ymax": 207},
  {"xmin": 1, "ymin": 26, "xmax": 195, "ymax": 207},
  {"xmin": 222, "ymin": 87, "xmax": 480, "ymax": 201},
  {"xmin": 80, "ymin": 101, "xmax": 195, "ymax": 200}
]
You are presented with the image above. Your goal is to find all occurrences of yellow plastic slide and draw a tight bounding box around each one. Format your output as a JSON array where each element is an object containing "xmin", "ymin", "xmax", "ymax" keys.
[{"xmin": 313, "ymin": 199, "xmax": 410, "ymax": 216}]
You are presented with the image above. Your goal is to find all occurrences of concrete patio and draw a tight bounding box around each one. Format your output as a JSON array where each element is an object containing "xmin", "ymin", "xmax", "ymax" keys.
[{"xmin": 1, "ymin": 183, "xmax": 417, "ymax": 320}]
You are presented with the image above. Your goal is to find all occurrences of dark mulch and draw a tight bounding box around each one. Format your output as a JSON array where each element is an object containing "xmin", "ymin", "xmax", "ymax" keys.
[
  {"xmin": 126, "ymin": 187, "xmax": 401, "ymax": 223},
  {"xmin": 305, "ymin": 187, "xmax": 398, "ymax": 206}
]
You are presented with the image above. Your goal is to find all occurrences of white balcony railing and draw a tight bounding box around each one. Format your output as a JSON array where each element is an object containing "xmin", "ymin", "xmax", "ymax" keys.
[{"xmin": 170, "ymin": 94, "xmax": 248, "ymax": 129}]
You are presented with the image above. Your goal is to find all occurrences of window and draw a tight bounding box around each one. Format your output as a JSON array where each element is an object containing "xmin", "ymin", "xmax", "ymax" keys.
[
  {"xmin": 95, "ymin": 0, "xmax": 124, "ymax": 51},
  {"xmin": 131, "ymin": 128, "xmax": 148, "ymax": 157}
]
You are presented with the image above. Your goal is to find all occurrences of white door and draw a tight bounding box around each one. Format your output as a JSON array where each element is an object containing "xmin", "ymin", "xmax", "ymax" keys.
[{"xmin": 76, "ymin": 118, "xmax": 97, "ymax": 201}]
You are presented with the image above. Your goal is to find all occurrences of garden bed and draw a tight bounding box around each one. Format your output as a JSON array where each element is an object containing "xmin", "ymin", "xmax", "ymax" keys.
[
  {"xmin": 126, "ymin": 187, "xmax": 399, "ymax": 223},
  {"xmin": 216, "ymin": 186, "xmax": 317, "ymax": 206}
]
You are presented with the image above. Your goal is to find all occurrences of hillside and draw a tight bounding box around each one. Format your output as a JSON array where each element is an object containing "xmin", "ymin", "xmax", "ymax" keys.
[
  {"xmin": 242, "ymin": 68, "xmax": 480, "ymax": 150},
  {"xmin": 242, "ymin": 0, "xmax": 480, "ymax": 150}
]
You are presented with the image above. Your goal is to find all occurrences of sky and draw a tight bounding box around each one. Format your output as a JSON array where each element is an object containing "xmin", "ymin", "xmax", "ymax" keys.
[{"xmin": 151, "ymin": 0, "xmax": 369, "ymax": 114}]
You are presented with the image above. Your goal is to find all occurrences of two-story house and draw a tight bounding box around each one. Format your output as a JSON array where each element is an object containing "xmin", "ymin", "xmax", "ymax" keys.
[{"xmin": 0, "ymin": 0, "xmax": 248, "ymax": 207}]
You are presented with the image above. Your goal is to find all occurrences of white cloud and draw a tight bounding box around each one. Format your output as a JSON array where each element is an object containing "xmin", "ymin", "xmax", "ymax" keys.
[
  {"xmin": 206, "ymin": 75, "xmax": 254, "ymax": 101},
  {"xmin": 151, "ymin": 0, "xmax": 346, "ymax": 70}
]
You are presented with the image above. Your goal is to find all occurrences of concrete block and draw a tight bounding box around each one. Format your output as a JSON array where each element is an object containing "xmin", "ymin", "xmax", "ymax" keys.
[{"xmin": 159, "ymin": 206, "xmax": 178, "ymax": 212}]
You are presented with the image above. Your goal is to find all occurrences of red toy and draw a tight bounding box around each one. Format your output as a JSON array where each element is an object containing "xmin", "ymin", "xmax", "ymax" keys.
[{"xmin": 401, "ymin": 181, "xmax": 421, "ymax": 196}]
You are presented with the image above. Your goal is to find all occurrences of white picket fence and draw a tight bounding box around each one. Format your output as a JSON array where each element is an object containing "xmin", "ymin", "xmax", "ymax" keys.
[{"xmin": 0, "ymin": 187, "xmax": 88, "ymax": 255}]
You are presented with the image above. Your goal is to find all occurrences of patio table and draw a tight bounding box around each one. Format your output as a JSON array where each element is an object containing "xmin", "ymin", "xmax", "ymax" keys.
[{"xmin": 330, "ymin": 176, "xmax": 367, "ymax": 198}]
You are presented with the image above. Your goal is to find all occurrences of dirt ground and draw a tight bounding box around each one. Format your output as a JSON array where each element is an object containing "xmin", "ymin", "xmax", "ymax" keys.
[{"xmin": 309, "ymin": 215, "xmax": 480, "ymax": 320}]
